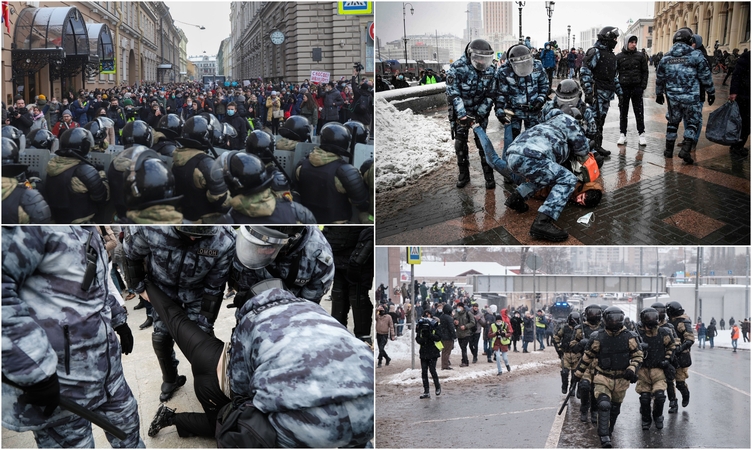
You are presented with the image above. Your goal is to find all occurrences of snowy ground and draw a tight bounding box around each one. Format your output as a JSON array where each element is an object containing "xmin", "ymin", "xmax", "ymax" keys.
[{"xmin": 374, "ymin": 96, "xmax": 455, "ymax": 192}]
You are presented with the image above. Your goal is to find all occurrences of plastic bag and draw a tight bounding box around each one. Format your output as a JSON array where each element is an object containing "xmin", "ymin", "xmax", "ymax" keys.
[{"xmin": 705, "ymin": 101, "xmax": 742, "ymax": 145}]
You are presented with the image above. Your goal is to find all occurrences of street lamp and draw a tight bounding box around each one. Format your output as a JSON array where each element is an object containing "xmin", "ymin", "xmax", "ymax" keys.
[
  {"xmin": 515, "ymin": 1, "xmax": 525, "ymax": 44},
  {"xmin": 545, "ymin": 1, "xmax": 555, "ymax": 42},
  {"xmin": 567, "ymin": 25, "xmax": 571, "ymax": 49},
  {"xmin": 174, "ymin": 19, "xmax": 205, "ymax": 30},
  {"xmin": 403, "ymin": 3, "xmax": 414, "ymax": 72}
]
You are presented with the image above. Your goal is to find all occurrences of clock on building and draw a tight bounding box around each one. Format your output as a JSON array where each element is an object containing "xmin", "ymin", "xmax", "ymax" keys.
[{"xmin": 270, "ymin": 30, "xmax": 285, "ymax": 45}]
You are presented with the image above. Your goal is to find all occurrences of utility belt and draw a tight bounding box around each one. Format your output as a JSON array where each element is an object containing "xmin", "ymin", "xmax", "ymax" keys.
[{"xmin": 595, "ymin": 368, "xmax": 625, "ymax": 379}]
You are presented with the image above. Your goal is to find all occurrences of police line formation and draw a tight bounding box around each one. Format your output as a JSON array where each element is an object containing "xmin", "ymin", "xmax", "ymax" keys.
[
  {"xmin": 2, "ymin": 225, "xmax": 375, "ymax": 448},
  {"xmin": 2, "ymin": 112, "xmax": 374, "ymax": 226},
  {"xmin": 410, "ymin": 299, "xmax": 696, "ymax": 449},
  {"xmin": 445, "ymin": 25, "xmax": 747, "ymax": 242}
]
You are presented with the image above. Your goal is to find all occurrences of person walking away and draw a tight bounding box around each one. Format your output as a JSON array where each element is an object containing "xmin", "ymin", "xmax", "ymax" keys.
[
  {"xmin": 728, "ymin": 49, "xmax": 750, "ymax": 159},
  {"xmin": 697, "ymin": 321, "xmax": 707, "ymax": 348},
  {"xmin": 720, "ymin": 318, "xmax": 725, "ymax": 330},
  {"xmin": 376, "ymin": 305, "xmax": 394, "ymax": 367},
  {"xmin": 706, "ymin": 321, "xmax": 717, "ymax": 348},
  {"xmin": 722, "ymin": 48, "xmax": 740, "ymax": 86},
  {"xmin": 615, "ymin": 35, "xmax": 649, "ymax": 146},
  {"xmin": 438, "ymin": 304, "xmax": 457, "ymax": 369},
  {"xmin": 742, "ymin": 318, "xmax": 750, "ymax": 343},
  {"xmin": 416, "ymin": 316, "xmax": 442, "ymax": 398}
]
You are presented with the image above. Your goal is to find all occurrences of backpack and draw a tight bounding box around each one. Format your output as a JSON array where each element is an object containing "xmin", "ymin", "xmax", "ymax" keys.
[{"xmin": 354, "ymin": 94, "xmax": 370, "ymax": 114}]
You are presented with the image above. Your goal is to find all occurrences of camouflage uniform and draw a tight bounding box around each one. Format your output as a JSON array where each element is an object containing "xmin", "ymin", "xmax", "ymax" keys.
[
  {"xmin": 667, "ymin": 313, "xmax": 694, "ymax": 409},
  {"xmin": 580, "ymin": 41, "xmax": 619, "ymax": 149},
  {"xmin": 121, "ymin": 204, "xmax": 185, "ymax": 224},
  {"xmin": 2, "ymin": 226, "xmax": 143, "ymax": 448},
  {"xmin": 656, "ymin": 42, "xmax": 715, "ymax": 142},
  {"xmin": 539, "ymin": 99, "xmax": 599, "ymax": 139},
  {"xmin": 229, "ymin": 287, "xmax": 374, "ymax": 447},
  {"xmin": 571, "ymin": 321, "xmax": 603, "ymax": 421},
  {"xmin": 635, "ymin": 322, "xmax": 676, "ymax": 430},
  {"xmin": 217, "ymin": 188, "xmax": 315, "ymax": 224},
  {"xmin": 495, "ymin": 58, "xmax": 549, "ymax": 152},
  {"xmin": 230, "ymin": 226, "xmax": 334, "ymax": 315},
  {"xmin": 446, "ymin": 54, "xmax": 497, "ymax": 186},
  {"xmin": 499, "ymin": 111, "xmax": 589, "ymax": 220}
]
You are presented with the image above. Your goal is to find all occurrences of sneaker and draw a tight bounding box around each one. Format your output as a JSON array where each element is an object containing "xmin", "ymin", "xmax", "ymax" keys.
[
  {"xmin": 617, "ymin": 134, "xmax": 627, "ymax": 145},
  {"xmin": 420, "ymin": 392, "xmax": 430, "ymax": 399},
  {"xmin": 148, "ymin": 403, "xmax": 176, "ymax": 437},
  {"xmin": 639, "ymin": 133, "xmax": 647, "ymax": 146},
  {"xmin": 436, "ymin": 386, "xmax": 441, "ymax": 396}
]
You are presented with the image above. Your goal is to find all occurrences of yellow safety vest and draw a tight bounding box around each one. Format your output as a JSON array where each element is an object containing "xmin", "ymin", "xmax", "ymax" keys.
[
  {"xmin": 491, "ymin": 322, "xmax": 511, "ymax": 347},
  {"xmin": 535, "ymin": 316, "xmax": 547, "ymax": 328}
]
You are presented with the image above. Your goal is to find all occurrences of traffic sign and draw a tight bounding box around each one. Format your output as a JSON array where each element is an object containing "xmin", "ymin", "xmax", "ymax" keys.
[
  {"xmin": 728, "ymin": 270, "xmax": 733, "ymax": 275},
  {"xmin": 407, "ymin": 247, "xmax": 421, "ymax": 265},
  {"xmin": 526, "ymin": 254, "xmax": 542, "ymax": 271},
  {"xmin": 368, "ymin": 22, "xmax": 374, "ymax": 41},
  {"xmin": 338, "ymin": 1, "xmax": 373, "ymax": 15},
  {"xmin": 710, "ymin": 271, "xmax": 715, "ymax": 276}
]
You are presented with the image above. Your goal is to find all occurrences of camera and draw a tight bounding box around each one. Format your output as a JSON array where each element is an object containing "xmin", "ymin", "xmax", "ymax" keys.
[{"xmin": 353, "ymin": 62, "xmax": 364, "ymax": 72}]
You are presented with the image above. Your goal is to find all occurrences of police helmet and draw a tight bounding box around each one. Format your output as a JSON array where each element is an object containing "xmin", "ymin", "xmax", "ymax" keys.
[
  {"xmin": 343, "ymin": 120, "xmax": 369, "ymax": 147},
  {"xmin": 2, "ymin": 125, "xmax": 26, "ymax": 153},
  {"xmin": 320, "ymin": 123, "xmax": 352, "ymax": 156},
  {"xmin": 211, "ymin": 150, "xmax": 271, "ymax": 197},
  {"xmin": 84, "ymin": 117, "xmax": 110, "ymax": 144},
  {"xmin": 223, "ymin": 123, "xmax": 238, "ymax": 142},
  {"xmin": 200, "ymin": 113, "xmax": 224, "ymax": 146},
  {"xmin": 568, "ymin": 311, "xmax": 581, "ymax": 328},
  {"xmin": 173, "ymin": 226, "xmax": 218, "ymax": 237},
  {"xmin": 245, "ymin": 130, "xmax": 275, "ymax": 164},
  {"xmin": 560, "ymin": 104, "xmax": 583, "ymax": 122},
  {"xmin": 156, "ymin": 113, "xmax": 184, "ymax": 140},
  {"xmin": 124, "ymin": 152, "xmax": 181, "ymax": 210},
  {"xmin": 59, "ymin": 127, "xmax": 95, "ymax": 157},
  {"xmin": 603, "ymin": 306, "xmax": 625, "ymax": 331},
  {"xmin": 597, "ymin": 26, "xmax": 620, "ymax": 49},
  {"xmin": 26, "ymin": 129, "xmax": 56, "ymax": 150},
  {"xmin": 555, "ymin": 79, "xmax": 582, "ymax": 108},
  {"xmin": 181, "ymin": 115, "xmax": 213, "ymax": 147},
  {"xmin": 266, "ymin": 226, "xmax": 306, "ymax": 255},
  {"xmin": 466, "ymin": 39, "xmax": 494, "ymax": 71},
  {"xmin": 122, "ymin": 120, "xmax": 154, "ymax": 148},
  {"xmin": 506, "ymin": 44, "xmax": 534, "ymax": 77},
  {"xmin": 666, "ymin": 301, "xmax": 684, "ymax": 318},
  {"xmin": 584, "ymin": 304, "xmax": 603, "ymax": 325},
  {"xmin": 640, "ymin": 307, "xmax": 660, "ymax": 328},
  {"xmin": 279, "ymin": 116, "xmax": 311, "ymax": 142},
  {"xmin": 1, "ymin": 137, "xmax": 27, "ymax": 178},
  {"xmin": 673, "ymin": 27, "xmax": 695, "ymax": 45},
  {"xmin": 651, "ymin": 302, "xmax": 667, "ymax": 322},
  {"xmin": 235, "ymin": 226, "xmax": 294, "ymax": 269}
]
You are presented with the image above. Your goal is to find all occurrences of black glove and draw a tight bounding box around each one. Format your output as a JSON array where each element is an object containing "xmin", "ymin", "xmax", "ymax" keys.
[
  {"xmin": 114, "ymin": 323, "xmax": 134, "ymax": 355},
  {"xmin": 571, "ymin": 374, "xmax": 581, "ymax": 386},
  {"xmin": 532, "ymin": 98, "xmax": 545, "ymax": 111},
  {"xmin": 18, "ymin": 374, "xmax": 60, "ymax": 416},
  {"xmin": 707, "ymin": 93, "xmax": 715, "ymax": 106},
  {"xmin": 624, "ymin": 368, "xmax": 638, "ymax": 383},
  {"xmin": 94, "ymin": 163, "xmax": 105, "ymax": 172},
  {"xmin": 585, "ymin": 93, "xmax": 594, "ymax": 105},
  {"xmin": 656, "ymin": 93, "xmax": 665, "ymax": 105},
  {"xmin": 557, "ymin": 350, "xmax": 564, "ymax": 358}
]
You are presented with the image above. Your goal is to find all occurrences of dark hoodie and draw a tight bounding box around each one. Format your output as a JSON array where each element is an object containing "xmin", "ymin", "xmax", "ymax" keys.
[{"xmin": 438, "ymin": 304, "xmax": 457, "ymax": 341}]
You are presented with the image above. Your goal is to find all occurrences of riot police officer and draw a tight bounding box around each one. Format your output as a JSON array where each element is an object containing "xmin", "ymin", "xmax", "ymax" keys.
[
  {"xmin": 572, "ymin": 304, "xmax": 604, "ymax": 423},
  {"xmin": 656, "ymin": 27, "xmax": 715, "ymax": 164},
  {"xmin": 295, "ymin": 122, "xmax": 370, "ymax": 223},
  {"xmin": 172, "ymin": 115, "xmax": 229, "ymax": 223},
  {"xmin": 572, "ymin": 307, "xmax": 643, "ymax": 448},
  {"xmin": 123, "ymin": 226, "xmax": 235, "ymax": 401},
  {"xmin": 495, "ymin": 44, "xmax": 550, "ymax": 168},
  {"xmin": 212, "ymin": 150, "xmax": 315, "ymax": 224},
  {"xmin": 245, "ymin": 130, "xmax": 291, "ymax": 199},
  {"xmin": 636, "ymin": 307, "xmax": 676, "ymax": 431},
  {"xmin": 651, "ymin": 302, "xmax": 681, "ymax": 413},
  {"xmin": 44, "ymin": 128, "xmax": 108, "ymax": 224},
  {"xmin": 446, "ymin": 39, "xmax": 497, "ymax": 189},
  {"xmin": 580, "ymin": 26, "xmax": 620, "ymax": 157},
  {"xmin": 323, "ymin": 226, "xmax": 374, "ymax": 342},
  {"xmin": 120, "ymin": 148, "xmax": 184, "ymax": 224},
  {"xmin": 666, "ymin": 300, "xmax": 694, "ymax": 410},
  {"xmin": 2, "ymin": 137, "xmax": 51, "ymax": 224},
  {"xmin": 83, "ymin": 116, "xmax": 114, "ymax": 152},
  {"xmin": 276, "ymin": 115, "xmax": 311, "ymax": 151},
  {"xmin": 121, "ymin": 119, "xmax": 154, "ymax": 148},
  {"xmin": 3, "ymin": 125, "xmax": 26, "ymax": 152},
  {"xmin": 554, "ymin": 311, "xmax": 581, "ymax": 394},
  {"xmin": 26, "ymin": 129, "xmax": 56, "ymax": 151},
  {"xmin": 343, "ymin": 119, "xmax": 370, "ymax": 147},
  {"xmin": 540, "ymin": 79, "xmax": 600, "ymax": 140},
  {"xmin": 152, "ymin": 113, "xmax": 183, "ymax": 157}
]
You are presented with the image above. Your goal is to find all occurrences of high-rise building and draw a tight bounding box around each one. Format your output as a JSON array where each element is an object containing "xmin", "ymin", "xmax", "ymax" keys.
[
  {"xmin": 464, "ymin": 2, "xmax": 483, "ymax": 42},
  {"xmin": 483, "ymin": 2, "xmax": 513, "ymax": 36}
]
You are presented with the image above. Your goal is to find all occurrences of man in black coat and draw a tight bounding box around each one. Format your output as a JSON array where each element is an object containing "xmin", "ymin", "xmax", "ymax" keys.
[
  {"xmin": 729, "ymin": 49, "xmax": 750, "ymax": 158},
  {"xmin": 510, "ymin": 310, "xmax": 523, "ymax": 352},
  {"xmin": 615, "ymin": 35, "xmax": 649, "ymax": 146},
  {"xmin": 222, "ymin": 102, "xmax": 248, "ymax": 150},
  {"xmin": 438, "ymin": 304, "xmax": 457, "ymax": 370},
  {"xmin": 8, "ymin": 96, "xmax": 33, "ymax": 135}
]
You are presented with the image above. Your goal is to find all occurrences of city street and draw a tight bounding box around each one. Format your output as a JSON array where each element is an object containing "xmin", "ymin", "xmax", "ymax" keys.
[
  {"xmin": 375, "ymin": 70, "xmax": 750, "ymax": 246},
  {"xmin": 376, "ymin": 332, "xmax": 750, "ymax": 448}
]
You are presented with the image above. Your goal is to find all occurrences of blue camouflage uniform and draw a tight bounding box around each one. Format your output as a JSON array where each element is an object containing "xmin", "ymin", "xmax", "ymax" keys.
[
  {"xmin": 2, "ymin": 226, "xmax": 144, "ymax": 448},
  {"xmin": 491, "ymin": 111, "xmax": 589, "ymax": 220},
  {"xmin": 656, "ymin": 42, "xmax": 715, "ymax": 142},
  {"xmin": 539, "ymin": 99, "xmax": 599, "ymax": 139},
  {"xmin": 229, "ymin": 287, "xmax": 374, "ymax": 447},
  {"xmin": 580, "ymin": 41, "xmax": 619, "ymax": 146},
  {"xmin": 446, "ymin": 54, "xmax": 497, "ymax": 185},
  {"xmin": 494, "ymin": 58, "xmax": 549, "ymax": 159}
]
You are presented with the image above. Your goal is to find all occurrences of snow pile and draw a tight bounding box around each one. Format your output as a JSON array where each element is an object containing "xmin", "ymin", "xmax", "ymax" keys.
[
  {"xmin": 384, "ymin": 360, "xmax": 556, "ymax": 386},
  {"xmin": 374, "ymin": 96, "xmax": 455, "ymax": 192}
]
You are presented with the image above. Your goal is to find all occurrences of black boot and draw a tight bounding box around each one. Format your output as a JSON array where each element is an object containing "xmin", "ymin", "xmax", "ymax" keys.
[
  {"xmin": 434, "ymin": 376, "xmax": 441, "ymax": 396},
  {"xmin": 139, "ymin": 316, "xmax": 154, "ymax": 330},
  {"xmin": 148, "ymin": 403, "xmax": 176, "ymax": 437},
  {"xmin": 664, "ymin": 139, "xmax": 675, "ymax": 158},
  {"xmin": 594, "ymin": 135, "xmax": 611, "ymax": 157},
  {"xmin": 420, "ymin": 391, "xmax": 430, "ymax": 399},
  {"xmin": 385, "ymin": 356, "xmax": 391, "ymax": 366},
  {"xmin": 506, "ymin": 364, "xmax": 511, "ymax": 372},
  {"xmin": 152, "ymin": 335, "xmax": 186, "ymax": 402},
  {"xmin": 653, "ymin": 390, "xmax": 666, "ymax": 429},
  {"xmin": 456, "ymin": 138, "xmax": 471, "ymax": 188},
  {"xmin": 505, "ymin": 191, "xmax": 529, "ymax": 213},
  {"xmin": 457, "ymin": 164, "xmax": 470, "ymax": 188},
  {"xmin": 639, "ymin": 393, "xmax": 652, "ymax": 430},
  {"xmin": 677, "ymin": 381, "xmax": 690, "ymax": 407},
  {"xmin": 476, "ymin": 133, "xmax": 496, "ymax": 189},
  {"xmin": 530, "ymin": 212, "xmax": 569, "ymax": 242},
  {"xmin": 134, "ymin": 298, "xmax": 147, "ymax": 310},
  {"xmin": 561, "ymin": 370, "xmax": 569, "ymax": 394},
  {"xmin": 668, "ymin": 399, "xmax": 679, "ymax": 413},
  {"xmin": 678, "ymin": 139, "xmax": 694, "ymax": 164}
]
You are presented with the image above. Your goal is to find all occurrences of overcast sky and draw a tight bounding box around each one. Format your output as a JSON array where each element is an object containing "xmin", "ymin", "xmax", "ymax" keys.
[
  {"xmin": 376, "ymin": 0, "xmax": 654, "ymax": 49},
  {"xmin": 164, "ymin": 1, "xmax": 231, "ymax": 57}
]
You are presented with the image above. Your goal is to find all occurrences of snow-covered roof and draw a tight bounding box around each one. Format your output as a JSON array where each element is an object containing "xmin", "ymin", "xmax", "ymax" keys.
[{"xmin": 402, "ymin": 261, "xmax": 517, "ymax": 279}]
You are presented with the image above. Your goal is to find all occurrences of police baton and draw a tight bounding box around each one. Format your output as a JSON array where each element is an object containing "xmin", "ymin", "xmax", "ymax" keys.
[
  {"xmin": 263, "ymin": 147, "xmax": 291, "ymax": 185},
  {"xmin": 557, "ymin": 353, "xmax": 585, "ymax": 416},
  {"xmin": 2, "ymin": 377, "xmax": 127, "ymax": 440}
]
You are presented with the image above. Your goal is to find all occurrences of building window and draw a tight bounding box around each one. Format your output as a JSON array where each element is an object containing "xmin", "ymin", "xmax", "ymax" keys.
[{"xmin": 648, "ymin": 26, "xmax": 653, "ymax": 34}]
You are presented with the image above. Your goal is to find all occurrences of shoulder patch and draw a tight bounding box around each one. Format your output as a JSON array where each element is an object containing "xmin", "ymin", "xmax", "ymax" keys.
[{"xmin": 316, "ymin": 248, "xmax": 333, "ymax": 265}]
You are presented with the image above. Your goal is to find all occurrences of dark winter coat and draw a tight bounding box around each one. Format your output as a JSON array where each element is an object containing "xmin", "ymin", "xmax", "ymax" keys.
[
  {"xmin": 523, "ymin": 316, "xmax": 535, "ymax": 342},
  {"xmin": 416, "ymin": 329, "xmax": 441, "ymax": 360},
  {"xmin": 615, "ymin": 46, "xmax": 649, "ymax": 91}
]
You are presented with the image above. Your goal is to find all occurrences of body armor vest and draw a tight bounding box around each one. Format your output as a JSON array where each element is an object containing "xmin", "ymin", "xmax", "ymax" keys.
[
  {"xmin": 560, "ymin": 325, "xmax": 574, "ymax": 352},
  {"xmin": 639, "ymin": 328, "xmax": 668, "ymax": 368},
  {"xmin": 593, "ymin": 50, "xmax": 617, "ymax": 92},
  {"xmin": 298, "ymin": 158, "xmax": 351, "ymax": 223},
  {"xmin": 2, "ymin": 183, "xmax": 25, "ymax": 224},
  {"xmin": 669, "ymin": 316, "xmax": 693, "ymax": 368},
  {"xmin": 173, "ymin": 153, "xmax": 217, "ymax": 221},
  {"xmin": 596, "ymin": 329, "xmax": 632, "ymax": 371},
  {"xmin": 47, "ymin": 164, "xmax": 97, "ymax": 223}
]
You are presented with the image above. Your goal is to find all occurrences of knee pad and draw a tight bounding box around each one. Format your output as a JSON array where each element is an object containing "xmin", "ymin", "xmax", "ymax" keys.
[
  {"xmin": 598, "ymin": 394, "xmax": 611, "ymax": 412},
  {"xmin": 654, "ymin": 390, "xmax": 666, "ymax": 402},
  {"xmin": 578, "ymin": 379, "xmax": 591, "ymax": 393},
  {"xmin": 675, "ymin": 381, "xmax": 686, "ymax": 389},
  {"xmin": 639, "ymin": 392, "xmax": 652, "ymax": 403}
]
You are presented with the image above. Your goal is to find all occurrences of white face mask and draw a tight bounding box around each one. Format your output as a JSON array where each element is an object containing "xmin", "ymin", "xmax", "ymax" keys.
[
  {"xmin": 496, "ymin": 321, "xmax": 503, "ymax": 326},
  {"xmin": 187, "ymin": 101, "xmax": 193, "ymax": 106}
]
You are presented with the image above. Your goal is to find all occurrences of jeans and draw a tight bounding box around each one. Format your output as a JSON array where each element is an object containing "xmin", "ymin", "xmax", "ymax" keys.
[
  {"xmin": 458, "ymin": 336, "xmax": 471, "ymax": 364},
  {"xmin": 709, "ymin": 337, "xmax": 714, "ymax": 348},
  {"xmin": 569, "ymin": 67, "xmax": 575, "ymax": 79},
  {"xmin": 522, "ymin": 340, "xmax": 530, "ymax": 352},
  {"xmin": 483, "ymin": 338, "xmax": 491, "ymax": 357},
  {"xmin": 495, "ymin": 349, "xmax": 510, "ymax": 374},
  {"xmin": 377, "ymin": 334, "xmax": 390, "ymax": 363},
  {"xmin": 698, "ymin": 335, "xmax": 706, "ymax": 348},
  {"xmin": 536, "ymin": 331, "xmax": 546, "ymax": 349},
  {"xmin": 732, "ymin": 339, "xmax": 738, "ymax": 350}
]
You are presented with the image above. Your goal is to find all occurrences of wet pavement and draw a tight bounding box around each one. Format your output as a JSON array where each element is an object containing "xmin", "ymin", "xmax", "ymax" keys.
[
  {"xmin": 376, "ymin": 69, "xmax": 750, "ymax": 245},
  {"xmin": 376, "ymin": 339, "xmax": 750, "ymax": 448}
]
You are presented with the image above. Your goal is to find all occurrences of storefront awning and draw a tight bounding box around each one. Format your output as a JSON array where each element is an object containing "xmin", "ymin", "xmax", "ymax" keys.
[
  {"xmin": 158, "ymin": 64, "xmax": 173, "ymax": 70},
  {"xmin": 86, "ymin": 23, "xmax": 115, "ymax": 75}
]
